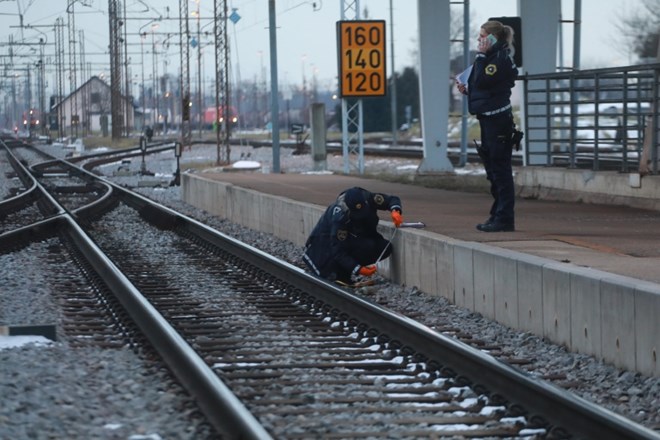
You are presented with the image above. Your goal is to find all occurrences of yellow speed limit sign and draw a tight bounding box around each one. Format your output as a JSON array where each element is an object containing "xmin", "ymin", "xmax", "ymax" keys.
[{"xmin": 337, "ymin": 20, "xmax": 387, "ymax": 98}]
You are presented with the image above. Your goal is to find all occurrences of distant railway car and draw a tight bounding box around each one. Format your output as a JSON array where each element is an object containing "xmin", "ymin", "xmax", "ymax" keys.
[
  {"xmin": 21, "ymin": 109, "xmax": 44, "ymax": 137},
  {"xmin": 22, "ymin": 109, "xmax": 42, "ymax": 129},
  {"xmin": 203, "ymin": 106, "xmax": 239, "ymax": 130}
]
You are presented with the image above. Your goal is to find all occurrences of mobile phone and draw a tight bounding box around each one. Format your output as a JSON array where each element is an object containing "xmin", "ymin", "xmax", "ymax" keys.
[{"xmin": 486, "ymin": 34, "xmax": 497, "ymax": 45}]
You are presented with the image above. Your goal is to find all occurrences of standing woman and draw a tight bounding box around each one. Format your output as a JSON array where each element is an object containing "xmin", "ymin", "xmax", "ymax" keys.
[{"xmin": 456, "ymin": 20, "xmax": 519, "ymax": 232}]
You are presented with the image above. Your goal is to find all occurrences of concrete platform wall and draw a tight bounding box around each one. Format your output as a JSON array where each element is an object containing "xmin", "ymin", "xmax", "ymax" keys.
[
  {"xmin": 182, "ymin": 173, "xmax": 660, "ymax": 377},
  {"xmin": 516, "ymin": 169, "xmax": 660, "ymax": 211}
]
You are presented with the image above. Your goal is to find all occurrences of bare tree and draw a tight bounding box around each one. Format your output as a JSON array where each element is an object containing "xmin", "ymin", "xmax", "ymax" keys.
[{"xmin": 618, "ymin": 0, "xmax": 660, "ymax": 61}]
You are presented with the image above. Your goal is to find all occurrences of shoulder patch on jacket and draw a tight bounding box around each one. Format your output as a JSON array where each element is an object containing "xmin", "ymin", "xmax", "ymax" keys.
[
  {"xmin": 373, "ymin": 194, "xmax": 385, "ymax": 206},
  {"xmin": 485, "ymin": 64, "xmax": 497, "ymax": 76},
  {"xmin": 337, "ymin": 229, "xmax": 348, "ymax": 241}
]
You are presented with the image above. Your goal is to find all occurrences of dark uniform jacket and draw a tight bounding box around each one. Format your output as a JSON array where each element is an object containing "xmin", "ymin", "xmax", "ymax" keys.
[
  {"xmin": 303, "ymin": 187, "xmax": 402, "ymax": 279},
  {"xmin": 467, "ymin": 42, "xmax": 518, "ymax": 115}
]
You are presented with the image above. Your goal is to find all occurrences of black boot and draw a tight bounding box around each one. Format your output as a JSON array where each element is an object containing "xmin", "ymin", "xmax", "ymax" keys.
[
  {"xmin": 475, "ymin": 216, "xmax": 495, "ymax": 230},
  {"xmin": 477, "ymin": 222, "xmax": 515, "ymax": 232}
]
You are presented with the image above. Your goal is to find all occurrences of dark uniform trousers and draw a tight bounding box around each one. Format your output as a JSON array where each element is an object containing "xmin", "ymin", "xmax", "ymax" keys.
[
  {"xmin": 303, "ymin": 232, "xmax": 392, "ymax": 283},
  {"xmin": 477, "ymin": 111, "xmax": 515, "ymax": 225},
  {"xmin": 347, "ymin": 234, "xmax": 392, "ymax": 265},
  {"xmin": 331, "ymin": 234, "xmax": 392, "ymax": 282}
]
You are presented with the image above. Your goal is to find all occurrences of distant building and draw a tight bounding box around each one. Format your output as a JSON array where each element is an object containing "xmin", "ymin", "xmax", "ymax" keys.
[{"xmin": 51, "ymin": 76, "xmax": 135, "ymax": 136}]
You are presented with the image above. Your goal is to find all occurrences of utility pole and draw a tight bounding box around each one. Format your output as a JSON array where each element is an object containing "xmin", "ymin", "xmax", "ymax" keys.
[
  {"xmin": 389, "ymin": 0, "xmax": 397, "ymax": 147},
  {"xmin": 268, "ymin": 0, "xmax": 280, "ymax": 173},
  {"xmin": 8, "ymin": 36, "xmax": 16, "ymax": 130},
  {"xmin": 214, "ymin": 0, "xmax": 231, "ymax": 165},
  {"xmin": 340, "ymin": 0, "xmax": 365, "ymax": 174},
  {"xmin": 459, "ymin": 0, "xmax": 469, "ymax": 167},
  {"xmin": 67, "ymin": 0, "xmax": 79, "ymax": 138},
  {"xmin": 79, "ymin": 29, "xmax": 87, "ymax": 137},
  {"xmin": 38, "ymin": 38, "xmax": 46, "ymax": 136},
  {"xmin": 108, "ymin": 0, "xmax": 124, "ymax": 139},
  {"xmin": 196, "ymin": 0, "xmax": 203, "ymax": 138},
  {"xmin": 140, "ymin": 32, "xmax": 146, "ymax": 131},
  {"xmin": 179, "ymin": 0, "xmax": 191, "ymax": 149},
  {"xmin": 122, "ymin": 0, "xmax": 131, "ymax": 136},
  {"xmin": 152, "ymin": 32, "xmax": 159, "ymax": 134},
  {"xmin": 6, "ymin": 36, "xmax": 19, "ymax": 131},
  {"xmin": 55, "ymin": 17, "xmax": 65, "ymax": 139}
]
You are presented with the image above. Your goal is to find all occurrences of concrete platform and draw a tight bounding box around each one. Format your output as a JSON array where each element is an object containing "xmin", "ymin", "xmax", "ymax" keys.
[{"xmin": 181, "ymin": 169, "xmax": 660, "ymax": 377}]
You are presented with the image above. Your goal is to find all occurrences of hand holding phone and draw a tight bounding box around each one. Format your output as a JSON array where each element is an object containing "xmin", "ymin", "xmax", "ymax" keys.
[{"xmin": 478, "ymin": 33, "xmax": 497, "ymax": 53}]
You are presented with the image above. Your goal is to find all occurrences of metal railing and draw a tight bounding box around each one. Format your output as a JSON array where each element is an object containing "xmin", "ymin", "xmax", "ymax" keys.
[{"xmin": 520, "ymin": 63, "xmax": 660, "ymax": 174}]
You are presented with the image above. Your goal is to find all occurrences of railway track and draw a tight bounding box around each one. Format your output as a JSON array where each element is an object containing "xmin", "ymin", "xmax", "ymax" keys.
[
  {"xmin": 1, "ymin": 136, "xmax": 658, "ymax": 439},
  {"xmin": 207, "ymin": 136, "xmax": 634, "ymax": 171}
]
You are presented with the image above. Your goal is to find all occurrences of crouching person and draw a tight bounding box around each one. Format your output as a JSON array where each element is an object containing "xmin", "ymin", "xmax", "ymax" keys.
[{"xmin": 303, "ymin": 186, "xmax": 403, "ymax": 285}]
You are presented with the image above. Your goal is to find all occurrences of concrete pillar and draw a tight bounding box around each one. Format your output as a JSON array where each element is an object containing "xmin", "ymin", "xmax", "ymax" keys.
[
  {"xmin": 416, "ymin": 0, "xmax": 454, "ymax": 174},
  {"xmin": 519, "ymin": 0, "xmax": 561, "ymax": 164},
  {"xmin": 310, "ymin": 103, "xmax": 327, "ymax": 172}
]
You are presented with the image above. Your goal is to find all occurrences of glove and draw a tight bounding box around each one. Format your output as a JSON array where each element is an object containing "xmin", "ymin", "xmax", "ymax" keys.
[
  {"xmin": 390, "ymin": 209, "xmax": 403, "ymax": 227},
  {"xmin": 358, "ymin": 265, "xmax": 377, "ymax": 277}
]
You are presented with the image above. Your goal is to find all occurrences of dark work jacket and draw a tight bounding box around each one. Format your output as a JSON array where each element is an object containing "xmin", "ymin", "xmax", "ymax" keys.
[
  {"xmin": 467, "ymin": 42, "xmax": 518, "ymax": 115},
  {"xmin": 303, "ymin": 188, "xmax": 402, "ymax": 278}
]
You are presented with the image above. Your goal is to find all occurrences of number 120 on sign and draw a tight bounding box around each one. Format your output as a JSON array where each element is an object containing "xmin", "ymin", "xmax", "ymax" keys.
[{"xmin": 337, "ymin": 20, "xmax": 387, "ymax": 98}]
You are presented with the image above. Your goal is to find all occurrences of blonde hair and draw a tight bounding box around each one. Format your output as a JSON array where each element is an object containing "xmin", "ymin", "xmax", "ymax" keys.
[{"xmin": 481, "ymin": 20, "xmax": 515, "ymax": 57}]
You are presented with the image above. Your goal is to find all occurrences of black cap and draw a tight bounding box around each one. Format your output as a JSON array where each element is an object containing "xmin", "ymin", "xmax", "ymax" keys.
[{"xmin": 344, "ymin": 187, "xmax": 368, "ymax": 217}]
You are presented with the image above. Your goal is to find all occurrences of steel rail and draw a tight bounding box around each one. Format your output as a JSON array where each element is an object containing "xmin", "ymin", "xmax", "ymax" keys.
[
  {"xmin": 1, "ymin": 151, "xmax": 273, "ymax": 439},
  {"xmin": 0, "ymin": 216, "xmax": 64, "ymax": 247},
  {"xmin": 0, "ymin": 141, "xmax": 64, "ymax": 219},
  {"xmin": 58, "ymin": 214, "xmax": 272, "ymax": 440},
  {"xmin": 43, "ymin": 142, "xmax": 175, "ymax": 172}
]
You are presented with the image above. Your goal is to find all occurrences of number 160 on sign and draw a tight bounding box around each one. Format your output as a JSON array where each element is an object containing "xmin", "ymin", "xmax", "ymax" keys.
[{"xmin": 337, "ymin": 20, "xmax": 387, "ymax": 98}]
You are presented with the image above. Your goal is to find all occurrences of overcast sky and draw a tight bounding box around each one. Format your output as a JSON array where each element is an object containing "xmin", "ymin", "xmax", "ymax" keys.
[{"xmin": 0, "ymin": 0, "xmax": 644, "ymax": 95}]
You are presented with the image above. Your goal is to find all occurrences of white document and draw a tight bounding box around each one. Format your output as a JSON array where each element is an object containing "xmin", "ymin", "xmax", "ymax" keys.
[{"xmin": 456, "ymin": 65, "xmax": 473, "ymax": 86}]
